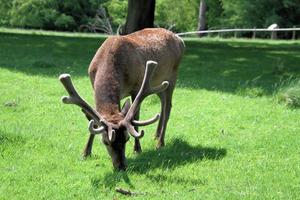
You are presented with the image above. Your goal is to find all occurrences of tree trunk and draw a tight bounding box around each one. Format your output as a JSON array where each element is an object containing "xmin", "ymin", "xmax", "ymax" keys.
[
  {"xmin": 197, "ymin": 0, "xmax": 207, "ymax": 37},
  {"xmin": 121, "ymin": 0, "xmax": 155, "ymax": 35}
]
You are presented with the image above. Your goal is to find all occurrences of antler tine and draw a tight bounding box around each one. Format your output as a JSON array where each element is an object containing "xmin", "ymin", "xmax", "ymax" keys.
[
  {"xmin": 121, "ymin": 61, "xmax": 169, "ymax": 138},
  {"xmin": 88, "ymin": 120, "xmax": 105, "ymax": 134},
  {"xmin": 132, "ymin": 114, "xmax": 160, "ymax": 126},
  {"xmin": 108, "ymin": 126, "xmax": 116, "ymax": 142},
  {"xmin": 125, "ymin": 123, "xmax": 145, "ymax": 139},
  {"xmin": 59, "ymin": 74, "xmax": 104, "ymax": 128},
  {"xmin": 60, "ymin": 74, "xmax": 120, "ymax": 142},
  {"xmin": 125, "ymin": 61, "xmax": 169, "ymax": 122}
]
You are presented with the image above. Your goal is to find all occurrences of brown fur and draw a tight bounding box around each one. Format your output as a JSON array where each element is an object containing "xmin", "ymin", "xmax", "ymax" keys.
[
  {"xmin": 83, "ymin": 28, "xmax": 184, "ymax": 169},
  {"xmin": 89, "ymin": 28, "xmax": 184, "ymax": 123}
]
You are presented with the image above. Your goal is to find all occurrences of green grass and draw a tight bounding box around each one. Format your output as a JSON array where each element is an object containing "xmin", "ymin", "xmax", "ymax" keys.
[
  {"xmin": 276, "ymin": 79, "xmax": 300, "ymax": 108},
  {"xmin": 1, "ymin": 29, "xmax": 300, "ymax": 199}
]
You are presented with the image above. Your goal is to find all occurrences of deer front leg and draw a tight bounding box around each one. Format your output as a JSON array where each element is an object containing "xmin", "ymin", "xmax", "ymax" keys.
[
  {"xmin": 81, "ymin": 109, "xmax": 96, "ymax": 158},
  {"xmin": 131, "ymin": 95, "xmax": 142, "ymax": 154},
  {"xmin": 82, "ymin": 134, "xmax": 95, "ymax": 158}
]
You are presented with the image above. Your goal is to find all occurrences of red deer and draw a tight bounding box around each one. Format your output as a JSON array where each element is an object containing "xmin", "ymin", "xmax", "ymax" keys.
[{"xmin": 59, "ymin": 28, "xmax": 185, "ymax": 170}]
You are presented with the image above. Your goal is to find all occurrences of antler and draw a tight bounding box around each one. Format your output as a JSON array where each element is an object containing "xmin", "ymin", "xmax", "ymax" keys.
[
  {"xmin": 59, "ymin": 74, "xmax": 107, "ymax": 135},
  {"xmin": 59, "ymin": 61, "xmax": 168, "ymax": 140},
  {"xmin": 120, "ymin": 61, "xmax": 169, "ymax": 138},
  {"xmin": 88, "ymin": 120, "xmax": 105, "ymax": 134}
]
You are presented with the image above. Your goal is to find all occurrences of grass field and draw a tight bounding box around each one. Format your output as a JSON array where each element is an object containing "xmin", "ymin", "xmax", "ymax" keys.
[{"xmin": 1, "ymin": 30, "xmax": 300, "ymax": 199}]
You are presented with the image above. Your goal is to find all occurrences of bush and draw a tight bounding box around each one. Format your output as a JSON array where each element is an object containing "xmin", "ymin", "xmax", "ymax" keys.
[
  {"xmin": 0, "ymin": 0, "xmax": 12, "ymax": 26},
  {"xmin": 1, "ymin": 0, "xmax": 104, "ymax": 31},
  {"xmin": 54, "ymin": 14, "xmax": 76, "ymax": 30},
  {"xmin": 277, "ymin": 79, "xmax": 300, "ymax": 108},
  {"xmin": 9, "ymin": 0, "xmax": 58, "ymax": 29}
]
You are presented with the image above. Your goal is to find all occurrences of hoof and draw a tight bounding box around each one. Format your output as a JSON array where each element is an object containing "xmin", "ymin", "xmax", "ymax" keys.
[
  {"xmin": 134, "ymin": 146, "xmax": 142, "ymax": 154},
  {"xmin": 82, "ymin": 151, "xmax": 92, "ymax": 159},
  {"xmin": 154, "ymin": 133, "xmax": 160, "ymax": 140},
  {"xmin": 156, "ymin": 142, "xmax": 165, "ymax": 149}
]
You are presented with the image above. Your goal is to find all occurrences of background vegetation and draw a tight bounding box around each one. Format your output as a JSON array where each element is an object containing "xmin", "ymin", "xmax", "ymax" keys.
[
  {"xmin": 0, "ymin": 30, "xmax": 300, "ymax": 199},
  {"xmin": 0, "ymin": 0, "xmax": 299, "ymax": 34}
]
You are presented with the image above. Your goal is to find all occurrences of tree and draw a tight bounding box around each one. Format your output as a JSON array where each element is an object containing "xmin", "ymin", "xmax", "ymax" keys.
[
  {"xmin": 197, "ymin": 0, "xmax": 207, "ymax": 37},
  {"xmin": 121, "ymin": 0, "xmax": 155, "ymax": 35}
]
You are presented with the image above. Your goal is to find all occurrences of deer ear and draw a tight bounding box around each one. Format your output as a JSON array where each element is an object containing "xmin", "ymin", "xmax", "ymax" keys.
[{"xmin": 121, "ymin": 99, "xmax": 131, "ymax": 115}]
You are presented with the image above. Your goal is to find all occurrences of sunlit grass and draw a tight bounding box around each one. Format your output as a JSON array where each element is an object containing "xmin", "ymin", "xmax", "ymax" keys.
[{"xmin": 0, "ymin": 30, "xmax": 300, "ymax": 199}]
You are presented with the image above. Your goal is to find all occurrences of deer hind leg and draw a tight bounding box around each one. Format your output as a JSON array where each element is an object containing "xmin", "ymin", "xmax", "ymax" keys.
[
  {"xmin": 155, "ymin": 93, "xmax": 165, "ymax": 140},
  {"xmin": 81, "ymin": 109, "xmax": 96, "ymax": 158},
  {"xmin": 131, "ymin": 95, "xmax": 142, "ymax": 154},
  {"xmin": 155, "ymin": 85, "xmax": 174, "ymax": 149}
]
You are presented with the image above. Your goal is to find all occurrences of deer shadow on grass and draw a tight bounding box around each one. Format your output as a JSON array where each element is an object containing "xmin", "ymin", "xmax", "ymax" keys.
[
  {"xmin": 127, "ymin": 138, "xmax": 226, "ymax": 173},
  {"xmin": 101, "ymin": 138, "xmax": 226, "ymax": 188}
]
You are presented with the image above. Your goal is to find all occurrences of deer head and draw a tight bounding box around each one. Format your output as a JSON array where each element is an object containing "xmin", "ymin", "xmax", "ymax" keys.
[{"xmin": 59, "ymin": 61, "xmax": 169, "ymax": 170}]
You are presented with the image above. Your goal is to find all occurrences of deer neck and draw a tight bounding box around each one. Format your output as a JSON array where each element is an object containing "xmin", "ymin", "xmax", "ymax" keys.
[{"xmin": 94, "ymin": 71, "xmax": 124, "ymax": 124}]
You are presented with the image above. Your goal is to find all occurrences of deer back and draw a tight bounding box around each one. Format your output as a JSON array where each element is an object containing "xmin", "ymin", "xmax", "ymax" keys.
[{"xmin": 89, "ymin": 28, "xmax": 184, "ymax": 99}]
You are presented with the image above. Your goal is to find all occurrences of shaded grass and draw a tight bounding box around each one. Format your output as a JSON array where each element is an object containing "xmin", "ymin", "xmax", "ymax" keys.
[
  {"xmin": 1, "ymin": 30, "xmax": 300, "ymax": 199},
  {"xmin": 180, "ymin": 39, "xmax": 300, "ymax": 94},
  {"xmin": 1, "ymin": 31, "xmax": 300, "ymax": 94}
]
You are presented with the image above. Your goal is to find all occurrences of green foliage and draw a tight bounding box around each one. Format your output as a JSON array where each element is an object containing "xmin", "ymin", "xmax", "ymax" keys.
[
  {"xmin": 0, "ymin": 0, "xmax": 105, "ymax": 31},
  {"xmin": 155, "ymin": 0, "xmax": 198, "ymax": 32},
  {"xmin": 1, "ymin": 0, "xmax": 299, "ymax": 33},
  {"xmin": 208, "ymin": 0, "xmax": 300, "ymax": 29},
  {"xmin": 104, "ymin": 0, "xmax": 127, "ymax": 29},
  {"xmin": 206, "ymin": 0, "xmax": 223, "ymax": 28},
  {"xmin": 54, "ymin": 14, "xmax": 76, "ymax": 30},
  {"xmin": 9, "ymin": 0, "xmax": 58, "ymax": 29},
  {"xmin": 1, "ymin": 30, "xmax": 300, "ymax": 199},
  {"xmin": 0, "ymin": 0, "xmax": 12, "ymax": 26}
]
